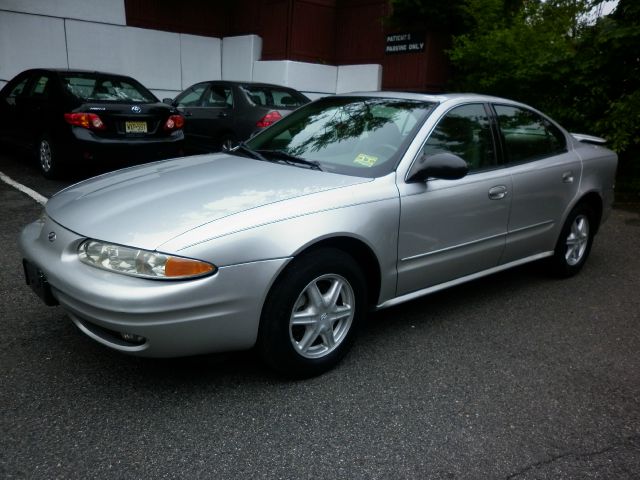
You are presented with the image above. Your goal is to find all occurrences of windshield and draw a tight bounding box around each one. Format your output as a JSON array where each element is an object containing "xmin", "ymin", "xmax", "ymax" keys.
[
  {"xmin": 60, "ymin": 73, "xmax": 158, "ymax": 103},
  {"xmin": 244, "ymin": 96, "xmax": 434, "ymax": 177}
]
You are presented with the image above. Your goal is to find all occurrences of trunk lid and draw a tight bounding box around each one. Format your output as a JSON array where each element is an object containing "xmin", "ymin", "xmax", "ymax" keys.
[{"xmin": 74, "ymin": 102, "xmax": 177, "ymax": 138}]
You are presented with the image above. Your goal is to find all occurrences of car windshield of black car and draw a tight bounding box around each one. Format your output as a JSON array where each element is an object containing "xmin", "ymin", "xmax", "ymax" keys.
[{"xmin": 61, "ymin": 74, "xmax": 157, "ymax": 103}]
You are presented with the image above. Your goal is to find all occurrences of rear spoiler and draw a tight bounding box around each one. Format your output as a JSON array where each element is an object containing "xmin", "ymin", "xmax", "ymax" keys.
[{"xmin": 571, "ymin": 133, "xmax": 607, "ymax": 145}]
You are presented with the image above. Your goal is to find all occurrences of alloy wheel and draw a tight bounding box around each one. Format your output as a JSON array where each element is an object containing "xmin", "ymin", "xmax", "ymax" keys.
[
  {"xmin": 39, "ymin": 139, "xmax": 52, "ymax": 173},
  {"xmin": 289, "ymin": 274, "xmax": 355, "ymax": 359},
  {"xmin": 565, "ymin": 214, "xmax": 590, "ymax": 266}
]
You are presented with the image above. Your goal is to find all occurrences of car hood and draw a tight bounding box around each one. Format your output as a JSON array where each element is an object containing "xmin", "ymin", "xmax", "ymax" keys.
[{"xmin": 46, "ymin": 154, "xmax": 369, "ymax": 250}]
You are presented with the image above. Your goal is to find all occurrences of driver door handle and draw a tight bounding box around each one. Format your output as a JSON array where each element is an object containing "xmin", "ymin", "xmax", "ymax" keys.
[
  {"xmin": 488, "ymin": 185, "xmax": 508, "ymax": 200},
  {"xmin": 562, "ymin": 171, "xmax": 574, "ymax": 183}
]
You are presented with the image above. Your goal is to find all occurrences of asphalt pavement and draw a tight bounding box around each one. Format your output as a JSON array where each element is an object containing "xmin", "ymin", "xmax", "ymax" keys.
[{"xmin": 1, "ymin": 152, "xmax": 639, "ymax": 479}]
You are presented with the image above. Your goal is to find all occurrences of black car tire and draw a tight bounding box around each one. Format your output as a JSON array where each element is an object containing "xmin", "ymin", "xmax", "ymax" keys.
[
  {"xmin": 258, "ymin": 248, "xmax": 367, "ymax": 378},
  {"xmin": 219, "ymin": 134, "xmax": 238, "ymax": 152},
  {"xmin": 37, "ymin": 134, "xmax": 65, "ymax": 179},
  {"xmin": 549, "ymin": 202, "xmax": 596, "ymax": 278}
]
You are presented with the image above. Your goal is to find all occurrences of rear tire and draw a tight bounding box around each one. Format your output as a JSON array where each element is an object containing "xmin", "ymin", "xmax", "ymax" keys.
[
  {"xmin": 549, "ymin": 203, "xmax": 595, "ymax": 278},
  {"xmin": 37, "ymin": 134, "xmax": 65, "ymax": 179},
  {"xmin": 258, "ymin": 248, "xmax": 367, "ymax": 378}
]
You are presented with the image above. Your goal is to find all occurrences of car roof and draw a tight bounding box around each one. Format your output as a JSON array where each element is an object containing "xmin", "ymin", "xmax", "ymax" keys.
[
  {"xmin": 194, "ymin": 80, "xmax": 304, "ymax": 90},
  {"xmin": 18, "ymin": 68, "xmax": 136, "ymax": 78},
  {"xmin": 335, "ymin": 90, "xmax": 521, "ymax": 106}
]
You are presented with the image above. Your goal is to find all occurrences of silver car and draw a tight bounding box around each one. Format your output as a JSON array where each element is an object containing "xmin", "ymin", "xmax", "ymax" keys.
[{"xmin": 20, "ymin": 92, "xmax": 618, "ymax": 376}]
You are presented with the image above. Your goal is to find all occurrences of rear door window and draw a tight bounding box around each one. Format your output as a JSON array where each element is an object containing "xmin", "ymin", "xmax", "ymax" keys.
[
  {"xmin": 240, "ymin": 86, "xmax": 308, "ymax": 108},
  {"xmin": 202, "ymin": 85, "xmax": 233, "ymax": 108},
  {"xmin": 493, "ymin": 105, "xmax": 566, "ymax": 163}
]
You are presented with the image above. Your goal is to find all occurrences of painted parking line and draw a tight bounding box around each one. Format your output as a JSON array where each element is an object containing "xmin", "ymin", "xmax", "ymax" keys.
[{"xmin": 0, "ymin": 171, "xmax": 48, "ymax": 205}]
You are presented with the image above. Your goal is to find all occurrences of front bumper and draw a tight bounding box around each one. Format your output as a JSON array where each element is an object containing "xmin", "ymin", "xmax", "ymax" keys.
[{"xmin": 19, "ymin": 217, "xmax": 288, "ymax": 357}]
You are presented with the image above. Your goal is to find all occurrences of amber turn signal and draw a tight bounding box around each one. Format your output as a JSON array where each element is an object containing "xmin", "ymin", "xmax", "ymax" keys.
[{"xmin": 165, "ymin": 257, "xmax": 216, "ymax": 278}]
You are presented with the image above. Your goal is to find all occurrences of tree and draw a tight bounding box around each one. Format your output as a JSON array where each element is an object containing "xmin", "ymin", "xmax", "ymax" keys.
[
  {"xmin": 447, "ymin": 0, "xmax": 639, "ymax": 154},
  {"xmin": 448, "ymin": 1, "xmax": 592, "ymax": 117},
  {"xmin": 577, "ymin": 0, "xmax": 640, "ymax": 153},
  {"xmin": 389, "ymin": 0, "xmax": 639, "ymax": 156}
]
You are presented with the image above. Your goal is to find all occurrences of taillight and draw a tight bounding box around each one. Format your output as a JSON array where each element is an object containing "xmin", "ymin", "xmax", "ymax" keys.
[
  {"xmin": 164, "ymin": 114, "xmax": 185, "ymax": 131},
  {"xmin": 256, "ymin": 110, "xmax": 282, "ymax": 128},
  {"xmin": 64, "ymin": 113, "xmax": 106, "ymax": 130}
]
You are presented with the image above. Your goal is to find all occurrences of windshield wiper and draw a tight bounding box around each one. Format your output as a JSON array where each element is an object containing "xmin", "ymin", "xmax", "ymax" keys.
[
  {"xmin": 230, "ymin": 143, "xmax": 268, "ymax": 162},
  {"xmin": 257, "ymin": 149, "xmax": 322, "ymax": 171}
]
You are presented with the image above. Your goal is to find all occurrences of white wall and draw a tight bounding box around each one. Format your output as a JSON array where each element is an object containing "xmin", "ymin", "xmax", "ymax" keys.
[
  {"xmin": 336, "ymin": 64, "xmax": 383, "ymax": 94},
  {"xmin": 222, "ymin": 35, "xmax": 261, "ymax": 82},
  {"xmin": 0, "ymin": 2, "xmax": 381, "ymax": 97},
  {"xmin": 0, "ymin": 9, "xmax": 222, "ymax": 97},
  {"xmin": 0, "ymin": 10, "xmax": 68, "ymax": 87},
  {"xmin": 0, "ymin": 0, "xmax": 126, "ymax": 24},
  {"xmin": 181, "ymin": 34, "xmax": 222, "ymax": 89},
  {"xmin": 253, "ymin": 61, "xmax": 338, "ymax": 96},
  {"xmin": 66, "ymin": 21, "xmax": 182, "ymax": 92},
  {"xmin": 252, "ymin": 61, "xmax": 382, "ymax": 98}
]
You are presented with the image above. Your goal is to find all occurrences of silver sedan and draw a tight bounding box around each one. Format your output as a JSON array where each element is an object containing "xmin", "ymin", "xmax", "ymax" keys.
[{"xmin": 20, "ymin": 92, "xmax": 618, "ymax": 376}]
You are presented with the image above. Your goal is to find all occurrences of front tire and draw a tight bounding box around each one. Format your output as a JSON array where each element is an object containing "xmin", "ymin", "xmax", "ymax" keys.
[
  {"xmin": 258, "ymin": 248, "xmax": 367, "ymax": 377},
  {"xmin": 550, "ymin": 203, "xmax": 595, "ymax": 277},
  {"xmin": 219, "ymin": 134, "xmax": 238, "ymax": 152}
]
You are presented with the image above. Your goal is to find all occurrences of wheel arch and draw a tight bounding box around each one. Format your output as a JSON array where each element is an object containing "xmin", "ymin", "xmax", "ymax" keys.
[
  {"xmin": 256, "ymin": 240, "xmax": 374, "ymax": 376},
  {"xmin": 272, "ymin": 235, "xmax": 383, "ymax": 310},
  {"xmin": 573, "ymin": 191, "xmax": 603, "ymax": 234},
  {"xmin": 218, "ymin": 129, "xmax": 237, "ymax": 139}
]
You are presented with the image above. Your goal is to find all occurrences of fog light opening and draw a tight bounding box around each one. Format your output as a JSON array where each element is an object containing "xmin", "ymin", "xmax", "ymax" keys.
[{"xmin": 120, "ymin": 332, "xmax": 146, "ymax": 345}]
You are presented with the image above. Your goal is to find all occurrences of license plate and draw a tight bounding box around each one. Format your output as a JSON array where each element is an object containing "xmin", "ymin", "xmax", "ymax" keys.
[
  {"xmin": 125, "ymin": 121, "xmax": 147, "ymax": 133},
  {"xmin": 23, "ymin": 259, "xmax": 58, "ymax": 306}
]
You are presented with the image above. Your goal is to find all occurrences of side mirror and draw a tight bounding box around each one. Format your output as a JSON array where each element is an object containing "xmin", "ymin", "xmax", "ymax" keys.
[
  {"xmin": 407, "ymin": 152, "xmax": 468, "ymax": 183},
  {"xmin": 162, "ymin": 98, "xmax": 174, "ymax": 105}
]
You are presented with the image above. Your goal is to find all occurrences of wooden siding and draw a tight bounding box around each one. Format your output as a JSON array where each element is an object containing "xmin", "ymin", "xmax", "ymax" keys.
[
  {"xmin": 124, "ymin": 0, "xmax": 449, "ymax": 91},
  {"xmin": 289, "ymin": 0, "xmax": 336, "ymax": 64}
]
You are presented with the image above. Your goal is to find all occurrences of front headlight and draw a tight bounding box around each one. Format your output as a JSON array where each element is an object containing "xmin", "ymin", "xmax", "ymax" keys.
[{"xmin": 78, "ymin": 239, "xmax": 216, "ymax": 280}]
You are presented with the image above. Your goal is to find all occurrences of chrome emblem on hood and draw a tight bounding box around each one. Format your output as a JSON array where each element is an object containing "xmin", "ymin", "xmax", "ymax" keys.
[
  {"xmin": 131, "ymin": 105, "xmax": 142, "ymax": 113},
  {"xmin": 48, "ymin": 232, "xmax": 56, "ymax": 242}
]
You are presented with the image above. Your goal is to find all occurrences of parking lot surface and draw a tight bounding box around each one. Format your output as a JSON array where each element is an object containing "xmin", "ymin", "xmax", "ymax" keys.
[{"xmin": 1, "ymin": 152, "xmax": 639, "ymax": 479}]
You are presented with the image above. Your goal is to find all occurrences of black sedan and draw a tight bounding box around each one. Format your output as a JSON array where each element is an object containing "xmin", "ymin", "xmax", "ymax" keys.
[
  {"xmin": 168, "ymin": 81, "xmax": 310, "ymax": 152},
  {"xmin": 0, "ymin": 69, "xmax": 185, "ymax": 178}
]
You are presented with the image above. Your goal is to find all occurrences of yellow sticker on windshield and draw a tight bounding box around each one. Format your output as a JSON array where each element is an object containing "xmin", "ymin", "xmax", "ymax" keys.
[{"xmin": 354, "ymin": 153, "xmax": 379, "ymax": 167}]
